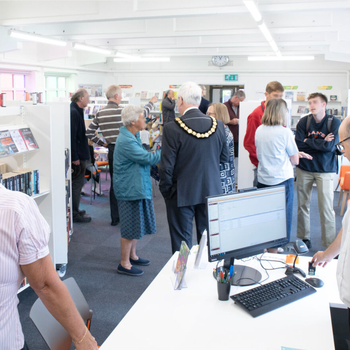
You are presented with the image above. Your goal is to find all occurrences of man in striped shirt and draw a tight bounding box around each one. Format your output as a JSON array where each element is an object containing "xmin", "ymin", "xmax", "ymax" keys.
[{"xmin": 86, "ymin": 85, "xmax": 157, "ymax": 226}]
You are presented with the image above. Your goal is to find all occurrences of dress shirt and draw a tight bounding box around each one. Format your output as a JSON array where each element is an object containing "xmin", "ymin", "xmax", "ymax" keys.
[{"xmin": 0, "ymin": 185, "xmax": 50, "ymax": 350}]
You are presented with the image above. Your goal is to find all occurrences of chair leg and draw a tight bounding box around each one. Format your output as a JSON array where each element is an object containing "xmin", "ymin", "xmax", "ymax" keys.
[
  {"xmin": 340, "ymin": 190, "xmax": 348, "ymax": 216},
  {"xmin": 90, "ymin": 178, "xmax": 93, "ymax": 205},
  {"xmin": 338, "ymin": 189, "xmax": 343, "ymax": 206}
]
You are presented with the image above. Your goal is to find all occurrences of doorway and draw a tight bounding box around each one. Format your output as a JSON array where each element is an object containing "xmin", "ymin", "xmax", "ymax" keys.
[{"xmin": 209, "ymin": 85, "xmax": 245, "ymax": 103}]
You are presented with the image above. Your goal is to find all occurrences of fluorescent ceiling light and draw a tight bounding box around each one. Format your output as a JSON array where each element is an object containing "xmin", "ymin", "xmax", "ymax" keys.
[
  {"xmin": 269, "ymin": 40, "xmax": 279, "ymax": 53},
  {"xmin": 73, "ymin": 43, "xmax": 112, "ymax": 55},
  {"xmin": 114, "ymin": 57, "xmax": 170, "ymax": 62},
  {"xmin": 258, "ymin": 22, "xmax": 274, "ymax": 43},
  {"xmin": 243, "ymin": 1, "xmax": 262, "ymax": 22},
  {"xmin": 248, "ymin": 56, "xmax": 315, "ymax": 61},
  {"xmin": 8, "ymin": 29, "xmax": 67, "ymax": 47},
  {"xmin": 115, "ymin": 52, "xmax": 140, "ymax": 59}
]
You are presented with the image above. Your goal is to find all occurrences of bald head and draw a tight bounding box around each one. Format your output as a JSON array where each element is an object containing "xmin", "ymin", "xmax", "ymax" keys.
[{"xmin": 339, "ymin": 116, "xmax": 350, "ymax": 160}]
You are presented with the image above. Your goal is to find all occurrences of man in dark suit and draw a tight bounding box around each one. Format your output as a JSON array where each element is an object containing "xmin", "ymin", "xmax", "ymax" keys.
[
  {"xmin": 159, "ymin": 82, "xmax": 229, "ymax": 254},
  {"xmin": 70, "ymin": 89, "xmax": 91, "ymax": 223},
  {"xmin": 198, "ymin": 85, "xmax": 210, "ymax": 115}
]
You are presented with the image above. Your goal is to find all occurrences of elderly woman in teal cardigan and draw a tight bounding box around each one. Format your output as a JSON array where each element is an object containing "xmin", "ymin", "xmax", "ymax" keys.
[{"xmin": 113, "ymin": 105, "xmax": 161, "ymax": 276}]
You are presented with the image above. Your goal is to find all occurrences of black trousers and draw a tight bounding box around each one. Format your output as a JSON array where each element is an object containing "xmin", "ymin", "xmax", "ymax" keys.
[
  {"xmin": 165, "ymin": 197, "xmax": 207, "ymax": 254},
  {"xmin": 72, "ymin": 159, "xmax": 88, "ymax": 218},
  {"xmin": 234, "ymin": 141, "xmax": 239, "ymax": 158},
  {"xmin": 108, "ymin": 144, "xmax": 120, "ymax": 223}
]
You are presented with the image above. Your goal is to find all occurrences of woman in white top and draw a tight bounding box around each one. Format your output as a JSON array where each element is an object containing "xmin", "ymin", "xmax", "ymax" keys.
[{"xmin": 255, "ymin": 99, "xmax": 312, "ymax": 242}]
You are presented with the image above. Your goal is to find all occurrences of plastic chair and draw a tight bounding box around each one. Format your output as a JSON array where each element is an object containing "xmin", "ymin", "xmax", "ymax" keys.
[
  {"xmin": 337, "ymin": 165, "xmax": 350, "ymax": 206},
  {"xmin": 29, "ymin": 277, "xmax": 93, "ymax": 350},
  {"xmin": 85, "ymin": 169, "xmax": 102, "ymax": 205},
  {"xmin": 339, "ymin": 171, "xmax": 350, "ymax": 216},
  {"xmin": 96, "ymin": 160, "xmax": 109, "ymax": 180}
]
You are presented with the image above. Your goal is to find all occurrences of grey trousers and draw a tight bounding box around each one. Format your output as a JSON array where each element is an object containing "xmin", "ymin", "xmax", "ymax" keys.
[
  {"xmin": 72, "ymin": 159, "xmax": 88, "ymax": 218},
  {"xmin": 296, "ymin": 167, "xmax": 336, "ymax": 247}
]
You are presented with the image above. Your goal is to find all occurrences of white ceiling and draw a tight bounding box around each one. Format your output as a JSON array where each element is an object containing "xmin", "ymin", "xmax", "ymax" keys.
[{"xmin": 1, "ymin": 0, "xmax": 350, "ymax": 64}]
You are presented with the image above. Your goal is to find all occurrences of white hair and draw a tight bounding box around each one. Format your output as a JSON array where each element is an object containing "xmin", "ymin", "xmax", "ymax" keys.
[
  {"xmin": 105, "ymin": 85, "xmax": 122, "ymax": 100},
  {"xmin": 121, "ymin": 105, "xmax": 144, "ymax": 127},
  {"xmin": 178, "ymin": 82, "xmax": 202, "ymax": 105}
]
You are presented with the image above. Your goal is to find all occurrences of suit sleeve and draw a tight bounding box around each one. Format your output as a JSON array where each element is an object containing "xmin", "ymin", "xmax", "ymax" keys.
[
  {"xmin": 70, "ymin": 110, "xmax": 79, "ymax": 162},
  {"xmin": 304, "ymin": 118, "xmax": 341, "ymax": 152},
  {"xmin": 159, "ymin": 125, "xmax": 178, "ymax": 199},
  {"xmin": 243, "ymin": 113, "xmax": 259, "ymax": 167}
]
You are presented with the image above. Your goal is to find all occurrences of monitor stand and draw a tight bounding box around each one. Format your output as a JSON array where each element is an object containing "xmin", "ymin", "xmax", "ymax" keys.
[{"xmin": 224, "ymin": 258, "xmax": 262, "ymax": 286}]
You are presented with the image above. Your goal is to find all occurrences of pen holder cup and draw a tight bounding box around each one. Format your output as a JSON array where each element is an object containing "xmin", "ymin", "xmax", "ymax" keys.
[{"xmin": 217, "ymin": 281, "xmax": 231, "ymax": 301}]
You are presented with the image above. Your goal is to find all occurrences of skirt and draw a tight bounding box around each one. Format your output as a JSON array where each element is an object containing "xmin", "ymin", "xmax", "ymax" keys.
[{"xmin": 118, "ymin": 199, "xmax": 157, "ymax": 240}]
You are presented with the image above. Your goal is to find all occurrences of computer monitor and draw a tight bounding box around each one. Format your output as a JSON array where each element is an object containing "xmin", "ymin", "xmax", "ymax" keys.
[{"xmin": 207, "ymin": 186, "xmax": 288, "ymax": 286}]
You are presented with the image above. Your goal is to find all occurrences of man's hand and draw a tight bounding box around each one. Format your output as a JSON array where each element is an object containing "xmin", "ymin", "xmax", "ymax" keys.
[
  {"xmin": 103, "ymin": 142, "xmax": 108, "ymax": 147},
  {"xmin": 325, "ymin": 133, "xmax": 334, "ymax": 142},
  {"xmin": 150, "ymin": 96, "xmax": 157, "ymax": 104},
  {"xmin": 232, "ymin": 119, "xmax": 239, "ymax": 125},
  {"xmin": 72, "ymin": 160, "xmax": 80, "ymax": 166},
  {"xmin": 298, "ymin": 152, "xmax": 313, "ymax": 160},
  {"xmin": 312, "ymin": 251, "xmax": 333, "ymax": 268}
]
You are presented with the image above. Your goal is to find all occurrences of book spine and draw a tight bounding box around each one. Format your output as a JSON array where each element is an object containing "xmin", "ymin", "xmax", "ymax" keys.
[
  {"xmin": 0, "ymin": 173, "xmax": 2, "ymax": 186},
  {"xmin": 28, "ymin": 171, "xmax": 32, "ymax": 196},
  {"xmin": 36, "ymin": 170, "xmax": 39, "ymax": 194},
  {"xmin": 4, "ymin": 178, "xmax": 7, "ymax": 189},
  {"xmin": 33, "ymin": 171, "xmax": 36, "ymax": 195},
  {"xmin": 16, "ymin": 175, "xmax": 19, "ymax": 192}
]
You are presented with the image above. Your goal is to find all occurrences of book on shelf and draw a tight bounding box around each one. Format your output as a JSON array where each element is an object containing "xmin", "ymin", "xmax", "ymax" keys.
[
  {"xmin": 1, "ymin": 168, "xmax": 40, "ymax": 195},
  {"xmin": 147, "ymin": 91, "xmax": 155, "ymax": 99},
  {"xmin": 134, "ymin": 92, "xmax": 141, "ymax": 98},
  {"xmin": 296, "ymin": 92, "xmax": 306, "ymax": 101},
  {"xmin": 342, "ymin": 106, "xmax": 348, "ymax": 118},
  {"xmin": 327, "ymin": 108, "xmax": 338, "ymax": 116},
  {"xmin": 330, "ymin": 95, "xmax": 337, "ymax": 101},
  {"xmin": 9, "ymin": 129, "xmax": 28, "ymax": 153},
  {"xmin": 154, "ymin": 92, "xmax": 161, "ymax": 99},
  {"xmin": 284, "ymin": 91, "xmax": 294, "ymax": 101},
  {"xmin": 141, "ymin": 91, "xmax": 148, "ymax": 99},
  {"xmin": 297, "ymin": 106, "xmax": 306, "ymax": 114},
  {"xmin": 0, "ymin": 130, "xmax": 19, "ymax": 156},
  {"xmin": 19, "ymin": 128, "xmax": 39, "ymax": 150}
]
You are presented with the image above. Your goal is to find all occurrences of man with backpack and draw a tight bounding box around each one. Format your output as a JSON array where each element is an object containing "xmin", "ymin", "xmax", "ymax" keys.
[{"xmin": 295, "ymin": 92, "xmax": 341, "ymax": 249}]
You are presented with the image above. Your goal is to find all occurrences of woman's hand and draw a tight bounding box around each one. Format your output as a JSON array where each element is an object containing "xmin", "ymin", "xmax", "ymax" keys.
[
  {"xmin": 75, "ymin": 331, "xmax": 99, "ymax": 350},
  {"xmin": 298, "ymin": 152, "xmax": 313, "ymax": 160}
]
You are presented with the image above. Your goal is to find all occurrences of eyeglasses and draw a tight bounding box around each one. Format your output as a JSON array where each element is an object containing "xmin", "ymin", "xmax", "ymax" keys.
[
  {"xmin": 206, "ymin": 112, "xmax": 216, "ymax": 116},
  {"xmin": 336, "ymin": 136, "xmax": 350, "ymax": 153}
]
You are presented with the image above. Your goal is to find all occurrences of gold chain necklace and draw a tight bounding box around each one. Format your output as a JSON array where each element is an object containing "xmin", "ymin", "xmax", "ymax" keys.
[{"xmin": 175, "ymin": 116, "xmax": 217, "ymax": 138}]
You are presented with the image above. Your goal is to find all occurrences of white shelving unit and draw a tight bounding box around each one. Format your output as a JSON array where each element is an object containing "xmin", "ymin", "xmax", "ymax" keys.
[{"xmin": 0, "ymin": 103, "xmax": 71, "ymax": 287}]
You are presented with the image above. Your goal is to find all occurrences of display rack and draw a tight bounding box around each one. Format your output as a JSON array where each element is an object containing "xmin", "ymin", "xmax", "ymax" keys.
[{"xmin": 0, "ymin": 103, "xmax": 71, "ymax": 291}]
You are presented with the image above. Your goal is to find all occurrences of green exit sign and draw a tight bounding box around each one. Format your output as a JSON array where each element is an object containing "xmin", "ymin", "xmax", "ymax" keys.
[{"xmin": 225, "ymin": 74, "xmax": 238, "ymax": 81}]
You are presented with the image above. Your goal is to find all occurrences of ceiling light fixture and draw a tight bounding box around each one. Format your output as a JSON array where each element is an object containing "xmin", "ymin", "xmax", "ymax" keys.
[
  {"xmin": 115, "ymin": 51, "xmax": 140, "ymax": 59},
  {"xmin": 248, "ymin": 56, "xmax": 315, "ymax": 61},
  {"xmin": 114, "ymin": 57, "xmax": 170, "ymax": 63},
  {"xmin": 243, "ymin": 1, "xmax": 262, "ymax": 22},
  {"xmin": 73, "ymin": 43, "xmax": 112, "ymax": 55},
  {"xmin": 8, "ymin": 29, "xmax": 67, "ymax": 47}
]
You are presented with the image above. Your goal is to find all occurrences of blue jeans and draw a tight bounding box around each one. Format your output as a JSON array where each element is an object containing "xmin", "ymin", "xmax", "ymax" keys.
[{"xmin": 257, "ymin": 178, "xmax": 294, "ymax": 242}]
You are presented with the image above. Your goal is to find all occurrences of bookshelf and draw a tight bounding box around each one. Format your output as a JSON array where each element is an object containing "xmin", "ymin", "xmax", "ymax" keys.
[{"xmin": 0, "ymin": 103, "xmax": 71, "ymax": 290}]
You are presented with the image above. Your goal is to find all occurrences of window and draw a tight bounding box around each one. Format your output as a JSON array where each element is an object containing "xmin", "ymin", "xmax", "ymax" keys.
[
  {"xmin": 0, "ymin": 73, "xmax": 26, "ymax": 101},
  {"xmin": 45, "ymin": 76, "xmax": 67, "ymax": 102}
]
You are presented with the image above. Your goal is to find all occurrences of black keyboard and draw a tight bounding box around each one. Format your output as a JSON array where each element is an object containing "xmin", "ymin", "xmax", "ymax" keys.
[{"xmin": 231, "ymin": 275, "xmax": 316, "ymax": 317}]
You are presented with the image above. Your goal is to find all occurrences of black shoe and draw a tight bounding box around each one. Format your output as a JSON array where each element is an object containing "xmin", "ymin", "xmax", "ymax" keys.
[
  {"xmin": 79, "ymin": 210, "xmax": 86, "ymax": 216},
  {"xmin": 117, "ymin": 264, "xmax": 143, "ymax": 276},
  {"xmin": 302, "ymin": 239, "xmax": 312, "ymax": 249},
  {"xmin": 130, "ymin": 257, "xmax": 150, "ymax": 266},
  {"xmin": 73, "ymin": 214, "xmax": 91, "ymax": 223},
  {"xmin": 111, "ymin": 219, "xmax": 120, "ymax": 226}
]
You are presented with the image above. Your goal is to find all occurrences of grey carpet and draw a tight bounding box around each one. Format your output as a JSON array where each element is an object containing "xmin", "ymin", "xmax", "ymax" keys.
[{"xmin": 18, "ymin": 175, "xmax": 343, "ymax": 349}]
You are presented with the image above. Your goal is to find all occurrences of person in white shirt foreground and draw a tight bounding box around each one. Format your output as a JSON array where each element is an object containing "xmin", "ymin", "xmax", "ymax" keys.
[
  {"xmin": 0, "ymin": 185, "xmax": 98, "ymax": 350},
  {"xmin": 312, "ymin": 115, "xmax": 350, "ymax": 315}
]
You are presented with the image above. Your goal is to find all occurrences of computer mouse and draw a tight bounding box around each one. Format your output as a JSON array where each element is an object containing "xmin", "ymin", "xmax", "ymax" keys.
[{"xmin": 305, "ymin": 277, "xmax": 324, "ymax": 288}]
